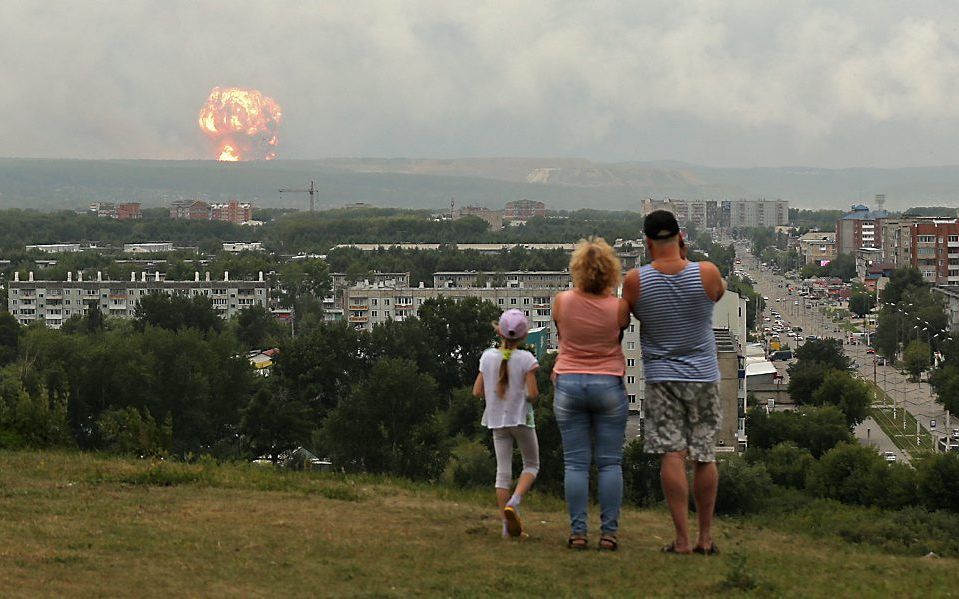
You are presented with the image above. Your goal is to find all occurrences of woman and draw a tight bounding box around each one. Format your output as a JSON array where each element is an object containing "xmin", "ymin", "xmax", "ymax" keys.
[{"xmin": 552, "ymin": 237, "xmax": 631, "ymax": 551}]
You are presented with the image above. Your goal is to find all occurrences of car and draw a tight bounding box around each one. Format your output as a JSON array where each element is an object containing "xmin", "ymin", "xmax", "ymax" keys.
[
  {"xmin": 883, "ymin": 452, "xmax": 897, "ymax": 463},
  {"xmin": 806, "ymin": 335, "xmax": 818, "ymax": 341},
  {"xmin": 764, "ymin": 317, "xmax": 771, "ymax": 322},
  {"xmin": 796, "ymin": 336, "xmax": 804, "ymax": 342},
  {"xmin": 876, "ymin": 357, "xmax": 886, "ymax": 366},
  {"xmin": 866, "ymin": 349, "xmax": 876, "ymax": 355},
  {"xmin": 763, "ymin": 296, "xmax": 770, "ymax": 301}
]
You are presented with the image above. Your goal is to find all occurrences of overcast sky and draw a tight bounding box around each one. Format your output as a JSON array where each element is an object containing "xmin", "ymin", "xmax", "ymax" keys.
[{"xmin": 5, "ymin": 1, "xmax": 959, "ymax": 167}]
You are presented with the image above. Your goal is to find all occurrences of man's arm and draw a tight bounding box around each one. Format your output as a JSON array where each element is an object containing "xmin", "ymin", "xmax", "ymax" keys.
[
  {"xmin": 622, "ymin": 269, "xmax": 640, "ymax": 318},
  {"xmin": 700, "ymin": 261, "xmax": 726, "ymax": 302}
]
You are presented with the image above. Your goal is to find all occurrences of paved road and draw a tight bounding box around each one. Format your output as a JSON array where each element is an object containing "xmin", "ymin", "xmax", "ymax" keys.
[
  {"xmin": 854, "ymin": 417, "xmax": 910, "ymax": 464},
  {"xmin": 736, "ymin": 245, "xmax": 956, "ymax": 452}
]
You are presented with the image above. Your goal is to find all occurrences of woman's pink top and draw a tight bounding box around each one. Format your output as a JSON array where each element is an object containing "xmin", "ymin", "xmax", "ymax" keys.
[{"xmin": 553, "ymin": 289, "xmax": 625, "ymax": 376}]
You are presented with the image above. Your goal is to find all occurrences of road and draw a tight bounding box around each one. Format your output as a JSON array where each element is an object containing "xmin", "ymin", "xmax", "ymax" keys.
[{"xmin": 736, "ymin": 244, "xmax": 955, "ymax": 454}]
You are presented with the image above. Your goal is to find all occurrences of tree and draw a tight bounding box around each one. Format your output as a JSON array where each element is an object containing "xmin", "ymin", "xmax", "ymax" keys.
[
  {"xmin": 807, "ymin": 443, "xmax": 886, "ymax": 505},
  {"xmin": 764, "ymin": 442, "xmax": 815, "ymax": 489},
  {"xmin": 930, "ymin": 364, "xmax": 959, "ymax": 415},
  {"xmin": 793, "ymin": 338, "xmax": 851, "ymax": 372},
  {"xmin": 903, "ymin": 340, "xmax": 931, "ymax": 380},
  {"xmin": 278, "ymin": 258, "xmax": 332, "ymax": 307},
  {"xmin": 809, "ymin": 370, "xmax": 871, "ymax": 427},
  {"xmin": 322, "ymin": 358, "xmax": 448, "ymax": 479},
  {"xmin": 240, "ymin": 384, "xmax": 312, "ymax": 464},
  {"xmin": 880, "ymin": 267, "xmax": 927, "ymax": 305},
  {"xmin": 233, "ymin": 305, "xmax": 284, "ymax": 349},
  {"xmin": 787, "ymin": 360, "xmax": 828, "ymax": 405},
  {"xmin": 0, "ymin": 311, "xmax": 19, "ymax": 366},
  {"xmin": 418, "ymin": 296, "xmax": 500, "ymax": 398},
  {"xmin": 133, "ymin": 292, "xmax": 222, "ymax": 335},
  {"xmin": 848, "ymin": 289, "xmax": 875, "ymax": 319},
  {"xmin": 916, "ymin": 453, "xmax": 959, "ymax": 512},
  {"xmin": 746, "ymin": 406, "xmax": 852, "ymax": 458}
]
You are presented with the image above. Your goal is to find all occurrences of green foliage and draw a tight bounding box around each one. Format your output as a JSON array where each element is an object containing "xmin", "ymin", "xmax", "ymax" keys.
[
  {"xmin": 322, "ymin": 358, "xmax": 448, "ymax": 479},
  {"xmin": 788, "ymin": 338, "xmax": 851, "ymax": 404},
  {"xmin": 444, "ymin": 438, "xmax": 496, "ymax": 488},
  {"xmin": 0, "ymin": 366, "xmax": 71, "ymax": 448},
  {"xmin": 916, "ymin": 453, "xmax": 959, "ymax": 511},
  {"xmin": 418, "ymin": 296, "xmax": 500, "ymax": 398},
  {"xmin": 880, "ymin": 267, "xmax": 928, "ymax": 305},
  {"xmin": 809, "ymin": 371, "xmax": 871, "ymax": 427},
  {"xmin": 622, "ymin": 437, "xmax": 663, "ymax": 507},
  {"xmin": 903, "ymin": 340, "xmax": 930, "ymax": 379},
  {"xmin": 746, "ymin": 406, "xmax": 853, "ymax": 458},
  {"xmin": 240, "ymin": 384, "xmax": 312, "ymax": 463},
  {"xmin": 134, "ymin": 292, "xmax": 223, "ymax": 335},
  {"xmin": 233, "ymin": 304, "xmax": 285, "ymax": 350},
  {"xmin": 722, "ymin": 552, "xmax": 759, "ymax": 591},
  {"xmin": 727, "ymin": 275, "xmax": 763, "ymax": 329},
  {"xmin": 0, "ymin": 311, "xmax": 19, "ymax": 366},
  {"xmin": 96, "ymin": 407, "xmax": 172, "ymax": 456},
  {"xmin": 807, "ymin": 443, "xmax": 917, "ymax": 509},
  {"xmin": 764, "ymin": 442, "xmax": 815, "ymax": 489},
  {"xmin": 848, "ymin": 289, "xmax": 876, "ymax": 318},
  {"xmin": 277, "ymin": 258, "xmax": 332, "ymax": 307},
  {"xmin": 715, "ymin": 455, "xmax": 774, "ymax": 515},
  {"xmin": 930, "ymin": 364, "xmax": 959, "ymax": 415}
]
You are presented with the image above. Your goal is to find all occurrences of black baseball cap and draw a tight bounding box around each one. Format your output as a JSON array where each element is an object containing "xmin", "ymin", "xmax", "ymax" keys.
[{"xmin": 643, "ymin": 210, "xmax": 680, "ymax": 240}]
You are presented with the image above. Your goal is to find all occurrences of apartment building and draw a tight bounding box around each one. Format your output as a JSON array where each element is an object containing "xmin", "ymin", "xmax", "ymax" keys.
[
  {"xmin": 836, "ymin": 204, "xmax": 889, "ymax": 255},
  {"xmin": 797, "ymin": 231, "xmax": 837, "ymax": 265},
  {"xmin": 878, "ymin": 217, "xmax": 917, "ymax": 268},
  {"xmin": 725, "ymin": 199, "xmax": 789, "ymax": 229},
  {"xmin": 433, "ymin": 271, "xmax": 571, "ymax": 289},
  {"xmin": 912, "ymin": 219, "xmax": 959, "ymax": 284},
  {"xmin": 503, "ymin": 199, "xmax": 547, "ymax": 221},
  {"xmin": 643, "ymin": 198, "xmax": 720, "ymax": 230},
  {"xmin": 90, "ymin": 202, "xmax": 142, "ymax": 220},
  {"xmin": 7, "ymin": 270, "xmax": 268, "ymax": 329},
  {"xmin": 169, "ymin": 200, "xmax": 212, "ymax": 220},
  {"xmin": 210, "ymin": 200, "xmax": 254, "ymax": 225},
  {"xmin": 932, "ymin": 286, "xmax": 959, "ymax": 334},
  {"xmin": 715, "ymin": 329, "xmax": 747, "ymax": 452}
]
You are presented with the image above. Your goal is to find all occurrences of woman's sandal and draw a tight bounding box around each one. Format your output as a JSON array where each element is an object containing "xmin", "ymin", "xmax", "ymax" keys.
[
  {"xmin": 693, "ymin": 543, "xmax": 720, "ymax": 555},
  {"xmin": 567, "ymin": 534, "xmax": 588, "ymax": 550},
  {"xmin": 598, "ymin": 534, "xmax": 618, "ymax": 551}
]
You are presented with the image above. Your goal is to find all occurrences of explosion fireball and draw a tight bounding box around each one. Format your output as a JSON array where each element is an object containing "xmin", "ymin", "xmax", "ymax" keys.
[{"xmin": 198, "ymin": 86, "xmax": 282, "ymax": 161}]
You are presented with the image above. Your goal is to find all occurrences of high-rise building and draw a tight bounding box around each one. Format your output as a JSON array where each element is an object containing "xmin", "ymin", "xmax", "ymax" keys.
[
  {"xmin": 724, "ymin": 199, "xmax": 790, "ymax": 229},
  {"xmin": 836, "ymin": 204, "xmax": 889, "ymax": 255}
]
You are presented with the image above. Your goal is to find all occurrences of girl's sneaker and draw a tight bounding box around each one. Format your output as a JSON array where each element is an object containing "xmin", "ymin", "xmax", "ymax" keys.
[{"xmin": 503, "ymin": 506, "xmax": 524, "ymax": 537}]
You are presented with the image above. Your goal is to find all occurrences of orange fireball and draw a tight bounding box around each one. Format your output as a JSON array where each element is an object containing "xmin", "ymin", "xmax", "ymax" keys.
[{"xmin": 198, "ymin": 86, "xmax": 282, "ymax": 161}]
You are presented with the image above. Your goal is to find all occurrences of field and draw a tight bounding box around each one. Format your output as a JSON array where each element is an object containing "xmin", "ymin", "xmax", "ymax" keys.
[{"xmin": 0, "ymin": 451, "xmax": 955, "ymax": 597}]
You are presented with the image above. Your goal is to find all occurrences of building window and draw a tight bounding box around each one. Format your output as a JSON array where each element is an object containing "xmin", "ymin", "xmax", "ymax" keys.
[
  {"xmin": 626, "ymin": 341, "xmax": 635, "ymax": 350},
  {"xmin": 628, "ymin": 394, "xmax": 636, "ymax": 404},
  {"xmin": 371, "ymin": 298, "xmax": 377, "ymax": 306},
  {"xmin": 627, "ymin": 358, "xmax": 635, "ymax": 367},
  {"xmin": 511, "ymin": 298, "xmax": 517, "ymax": 305},
  {"xmin": 626, "ymin": 375, "xmax": 635, "ymax": 384}
]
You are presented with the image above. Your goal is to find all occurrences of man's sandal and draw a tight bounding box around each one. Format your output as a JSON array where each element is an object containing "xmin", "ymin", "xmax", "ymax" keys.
[
  {"xmin": 598, "ymin": 534, "xmax": 618, "ymax": 551},
  {"xmin": 661, "ymin": 542, "xmax": 692, "ymax": 554},
  {"xmin": 567, "ymin": 534, "xmax": 588, "ymax": 550},
  {"xmin": 693, "ymin": 543, "xmax": 720, "ymax": 555}
]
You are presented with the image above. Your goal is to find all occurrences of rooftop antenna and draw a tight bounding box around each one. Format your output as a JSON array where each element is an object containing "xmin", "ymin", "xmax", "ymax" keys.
[
  {"xmin": 278, "ymin": 180, "xmax": 317, "ymax": 212},
  {"xmin": 875, "ymin": 193, "xmax": 886, "ymax": 213},
  {"xmin": 450, "ymin": 197, "xmax": 455, "ymax": 220}
]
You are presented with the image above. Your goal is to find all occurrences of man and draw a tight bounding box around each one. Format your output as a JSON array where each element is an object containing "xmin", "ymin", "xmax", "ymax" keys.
[{"xmin": 622, "ymin": 210, "xmax": 725, "ymax": 555}]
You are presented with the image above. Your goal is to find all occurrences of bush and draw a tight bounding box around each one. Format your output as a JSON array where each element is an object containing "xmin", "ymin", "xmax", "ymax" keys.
[
  {"xmin": 622, "ymin": 437, "xmax": 663, "ymax": 507},
  {"xmin": 807, "ymin": 443, "xmax": 916, "ymax": 508},
  {"xmin": 444, "ymin": 439, "xmax": 496, "ymax": 489},
  {"xmin": 917, "ymin": 453, "xmax": 959, "ymax": 512},
  {"xmin": 764, "ymin": 442, "xmax": 815, "ymax": 489},
  {"xmin": 715, "ymin": 455, "xmax": 774, "ymax": 516},
  {"xmin": 746, "ymin": 406, "xmax": 852, "ymax": 458}
]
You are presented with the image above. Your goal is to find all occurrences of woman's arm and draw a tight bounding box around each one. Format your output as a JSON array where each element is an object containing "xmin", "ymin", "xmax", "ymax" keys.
[{"xmin": 472, "ymin": 373, "xmax": 485, "ymax": 398}]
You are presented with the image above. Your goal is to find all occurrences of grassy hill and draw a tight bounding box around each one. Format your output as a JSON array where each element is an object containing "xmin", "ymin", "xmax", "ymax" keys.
[{"xmin": 0, "ymin": 451, "xmax": 954, "ymax": 597}]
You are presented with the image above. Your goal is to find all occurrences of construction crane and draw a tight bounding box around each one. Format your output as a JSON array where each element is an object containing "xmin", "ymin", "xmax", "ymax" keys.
[{"xmin": 278, "ymin": 180, "xmax": 318, "ymax": 212}]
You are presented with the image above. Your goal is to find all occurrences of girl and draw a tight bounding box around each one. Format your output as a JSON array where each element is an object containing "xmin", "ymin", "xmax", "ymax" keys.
[{"xmin": 472, "ymin": 309, "xmax": 540, "ymax": 538}]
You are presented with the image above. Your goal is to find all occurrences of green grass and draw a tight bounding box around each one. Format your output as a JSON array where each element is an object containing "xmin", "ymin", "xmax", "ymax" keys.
[{"xmin": 0, "ymin": 451, "xmax": 956, "ymax": 597}]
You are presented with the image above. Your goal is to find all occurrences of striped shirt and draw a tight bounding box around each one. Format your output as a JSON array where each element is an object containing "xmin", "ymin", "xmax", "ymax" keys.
[{"xmin": 632, "ymin": 262, "xmax": 719, "ymax": 383}]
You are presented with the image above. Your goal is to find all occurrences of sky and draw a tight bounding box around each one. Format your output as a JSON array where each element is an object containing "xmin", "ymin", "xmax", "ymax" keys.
[{"xmin": 5, "ymin": 1, "xmax": 959, "ymax": 167}]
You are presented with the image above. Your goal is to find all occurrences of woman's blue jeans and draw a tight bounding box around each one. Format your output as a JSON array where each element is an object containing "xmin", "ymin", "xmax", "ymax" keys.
[{"xmin": 554, "ymin": 373, "xmax": 628, "ymax": 536}]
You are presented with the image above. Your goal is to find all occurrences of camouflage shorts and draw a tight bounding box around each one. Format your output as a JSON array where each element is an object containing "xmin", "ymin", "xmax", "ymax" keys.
[{"xmin": 643, "ymin": 382, "xmax": 722, "ymax": 462}]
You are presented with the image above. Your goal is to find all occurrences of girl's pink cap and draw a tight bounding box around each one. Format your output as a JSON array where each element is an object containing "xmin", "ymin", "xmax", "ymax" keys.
[{"xmin": 498, "ymin": 309, "xmax": 529, "ymax": 340}]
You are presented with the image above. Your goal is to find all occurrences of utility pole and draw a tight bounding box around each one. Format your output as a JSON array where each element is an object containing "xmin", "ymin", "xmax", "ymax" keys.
[{"xmin": 279, "ymin": 180, "xmax": 318, "ymax": 213}]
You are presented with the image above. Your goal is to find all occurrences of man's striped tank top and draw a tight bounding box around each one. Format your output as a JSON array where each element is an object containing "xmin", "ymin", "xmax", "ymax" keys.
[{"xmin": 632, "ymin": 262, "xmax": 719, "ymax": 383}]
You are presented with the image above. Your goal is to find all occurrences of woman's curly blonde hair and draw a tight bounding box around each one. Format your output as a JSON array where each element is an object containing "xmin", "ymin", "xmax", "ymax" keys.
[{"xmin": 569, "ymin": 237, "xmax": 621, "ymax": 295}]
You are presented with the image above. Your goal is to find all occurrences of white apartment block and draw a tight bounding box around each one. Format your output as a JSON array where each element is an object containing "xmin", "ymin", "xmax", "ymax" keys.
[
  {"xmin": 25, "ymin": 243, "xmax": 81, "ymax": 253},
  {"xmin": 434, "ymin": 271, "xmax": 572, "ymax": 289},
  {"xmin": 726, "ymin": 199, "xmax": 789, "ymax": 229},
  {"xmin": 222, "ymin": 242, "xmax": 264, "ymax": 252},
  {"xmin": 7, "ymin": 270, "xmax": 268, "ymax": 329},
  {"xmin": 123, "ymin": 242, "xmax": 174, "ymax": 254}
]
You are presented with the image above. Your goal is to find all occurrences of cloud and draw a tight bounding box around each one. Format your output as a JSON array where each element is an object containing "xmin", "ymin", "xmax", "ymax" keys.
[{"xmin": 3, "ymin": 1, "xmax": 959, "ymax": 166}]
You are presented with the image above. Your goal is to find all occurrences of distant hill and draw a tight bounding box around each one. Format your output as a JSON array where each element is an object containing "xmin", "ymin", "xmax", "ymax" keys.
[{"xmin": 0, "ymin": 157, "xmax": 958, "ymax": 212}]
